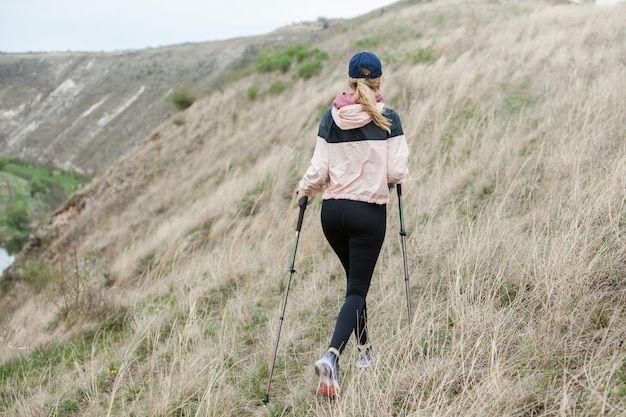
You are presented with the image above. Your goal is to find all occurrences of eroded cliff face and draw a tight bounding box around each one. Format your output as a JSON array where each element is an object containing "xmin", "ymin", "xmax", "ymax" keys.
[{"xmin": 0, "ymin": 41, "xmax": 248, "ymax": 174}]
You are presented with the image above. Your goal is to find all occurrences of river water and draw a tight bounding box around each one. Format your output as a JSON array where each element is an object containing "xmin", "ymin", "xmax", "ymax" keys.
[{"xmin": 0, "ymin": 247, "xmax": 15, "ymax": 275}]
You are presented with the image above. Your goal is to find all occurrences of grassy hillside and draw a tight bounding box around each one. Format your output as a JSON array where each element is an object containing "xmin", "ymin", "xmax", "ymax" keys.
[{"xmin": 1, "ymin": 0, "xmax": 626, "ymax": 416}]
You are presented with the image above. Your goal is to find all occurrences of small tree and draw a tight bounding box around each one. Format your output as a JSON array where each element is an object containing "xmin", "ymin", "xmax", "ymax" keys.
[
  {"xmin": 6, "ymin": 204, "xmax": 30, "ymax": 232},
  {"xmin": 29, "ymin": 179, "xmax": 46, "ymax": 196}
]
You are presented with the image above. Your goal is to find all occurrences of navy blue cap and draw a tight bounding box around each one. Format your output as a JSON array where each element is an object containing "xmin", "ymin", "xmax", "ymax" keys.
[{"xmin": 348, "ymin": 51, "xmax": 383, "ymax": 79}]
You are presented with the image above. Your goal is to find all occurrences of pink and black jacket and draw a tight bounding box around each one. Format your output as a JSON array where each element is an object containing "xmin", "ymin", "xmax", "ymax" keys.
[{"xmin": 298, "ymin": 92, "xmax": 409, "ymax": 205}]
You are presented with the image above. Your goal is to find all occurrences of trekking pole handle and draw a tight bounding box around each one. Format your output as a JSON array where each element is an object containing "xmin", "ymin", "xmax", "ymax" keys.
[
  {"xmin": 396, "ymin": 184, "xmax": 406, "ymax": 237},
  {"xmin": 296, "ymin": 196, "xmax": 308, "ymax": 232}
]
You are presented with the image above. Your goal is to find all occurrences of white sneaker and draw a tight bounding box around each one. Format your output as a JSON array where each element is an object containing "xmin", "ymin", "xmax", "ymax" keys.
[
  {"xmin": 356, "ymin": 345, "xmax": 374, "ymax": 368},
  {"xmin": 314, "ymin": 352, "xmax": 340, "ymax": 397}
]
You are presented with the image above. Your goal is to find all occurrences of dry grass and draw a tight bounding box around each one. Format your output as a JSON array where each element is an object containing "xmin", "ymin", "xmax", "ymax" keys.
[{"xmin": 1, "ymin": 0, "xmax": 626, "ymax": 415}]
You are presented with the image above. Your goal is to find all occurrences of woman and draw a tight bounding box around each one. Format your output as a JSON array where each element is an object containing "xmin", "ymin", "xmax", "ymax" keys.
[{"xmin": 297, "ymin": 51, "xmax": 409, "ymax": 397}]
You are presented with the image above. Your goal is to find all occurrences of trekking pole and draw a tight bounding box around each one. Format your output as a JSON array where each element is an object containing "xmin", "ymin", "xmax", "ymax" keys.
[
  {"xmin": 263, "ymin": 196, "xmax": 308, "ymax": 406},
  {"xmin": 397, "ymin": 184, "xmax": 412, "ymax": 323}
]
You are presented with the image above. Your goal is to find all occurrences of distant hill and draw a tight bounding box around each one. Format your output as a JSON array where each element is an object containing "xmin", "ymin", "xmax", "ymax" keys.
[{"xmin": 0, "ymin": 20, "xmax": 334, "ymax": 175}]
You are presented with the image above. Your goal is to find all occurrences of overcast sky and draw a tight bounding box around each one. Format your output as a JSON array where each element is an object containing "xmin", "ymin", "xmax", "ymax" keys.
[{"xmin": 0, "ymin": 0, "xmax": 399, "ymax": 53}]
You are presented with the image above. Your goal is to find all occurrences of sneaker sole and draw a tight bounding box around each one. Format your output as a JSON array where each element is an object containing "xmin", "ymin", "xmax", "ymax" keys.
[{"xmin": 315, "ymin": 361, "xmax": 340, "ymax": 398}]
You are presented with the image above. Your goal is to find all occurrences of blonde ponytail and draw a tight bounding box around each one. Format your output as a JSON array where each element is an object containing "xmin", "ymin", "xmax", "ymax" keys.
[{"xmin": 350, "ymin": 76, "xmax": 391, "ymax": 134}]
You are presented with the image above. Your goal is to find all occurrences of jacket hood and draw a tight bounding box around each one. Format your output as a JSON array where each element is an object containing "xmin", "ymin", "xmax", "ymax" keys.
[{"xmin": 331, "ymin": 92, "xmax": 385, "ymax": 130}]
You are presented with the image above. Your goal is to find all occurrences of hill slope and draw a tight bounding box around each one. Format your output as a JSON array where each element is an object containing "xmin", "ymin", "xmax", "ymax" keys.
[
  {"xmin": 1, "ymin": 0, "xmax": 626, "ymax": 415},
  {"xmin": 0, "ymin": 21, "xmax": 331, "ymax": 175}
]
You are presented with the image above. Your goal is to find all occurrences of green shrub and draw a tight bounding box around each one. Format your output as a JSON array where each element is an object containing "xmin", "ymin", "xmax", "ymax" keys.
[
  {"xmin": 257, "ymin": 51, "xmax": 293, "ymax": 73},
  {"xmin": 29, "ymin": 179, "xmax": 46, "ymax": 196},
  {"xmin": 413, "ymin": 46, "xmax": 437, "ymax": 64},
  {"xmin": 167, "ymin": 87, "xmax": 198, "ymax": 111},
  {"xmin": 59, "ymin": 399, "xmax": 79, "ymax": 413},
  {"xmin": 0, "ymin": 155, "xmax": 8, "ymax": 170},
  {"xmin": 22, "ymin": 260, "xmax": 57, "ymax": 292},
  {"xmin": 295, "ymin": 60, "xmax": 324, "ymax": 79},
  {"xmin": 172, "ymin": 113, "xmax": 186, "ymax": 126},
  {"xmin": 294, "ymin": 46, "xmax": 328, "ymax": 63},
  {"xmin": 268, "ymin": 80, "xmax": 287, "ymax": 95},
  {"xmin": 256, "ymin": 44, "xmax": 328, "ymax": 78},
  {"xmin": 286, "ymin": 44, "xmax": 309, "ymax": 63},
  {"xmin": 247, "ymin": 86, "xmax": 259, "ymax": 100},
  {"xmin": 5, "ymin": 234, "xmax": 28, "ymax": 255},
  {"xmin": 356, "ymin": 36, "xmax": 385, "ymax": 48},
  {"xmin": 6, "ymin": 204, "xmax": 30, "ymax": 232},
  {"xmin": 313, "ymin": 49, "xmax": 329, "ymax": 60}
]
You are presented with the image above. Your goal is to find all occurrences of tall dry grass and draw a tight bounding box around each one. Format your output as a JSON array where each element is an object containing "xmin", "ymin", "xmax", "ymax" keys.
[{"xmin": 1, "ymin": 0, "xmax": 625, "ymax": 416}]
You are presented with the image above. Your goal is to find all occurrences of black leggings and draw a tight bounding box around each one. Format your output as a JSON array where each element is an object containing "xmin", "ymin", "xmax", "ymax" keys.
[{"xmin": 321, "ymin": 199, "xmax": 386, "ymax": 353}]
